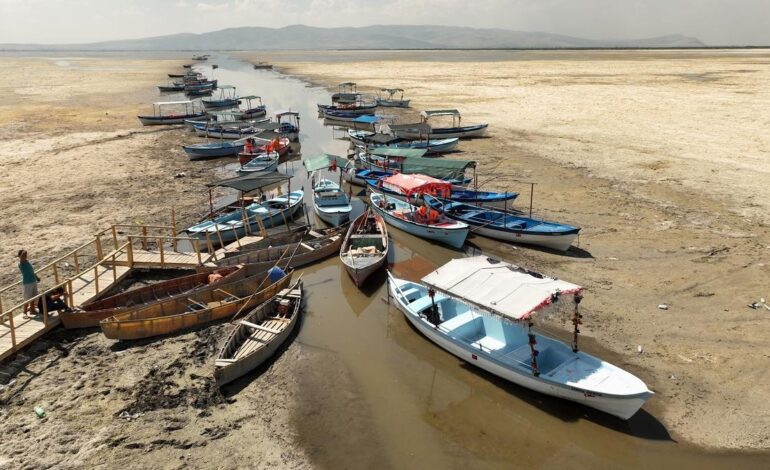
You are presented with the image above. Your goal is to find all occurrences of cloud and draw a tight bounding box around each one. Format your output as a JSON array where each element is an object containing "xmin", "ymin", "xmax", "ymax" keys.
[{"xmin": 195, "ymin": 1, "xmax": 230, "ymax": 12}]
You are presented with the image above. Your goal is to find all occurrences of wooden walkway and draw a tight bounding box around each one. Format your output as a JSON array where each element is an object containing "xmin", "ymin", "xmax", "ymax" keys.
[
  {"xmin": 0, "ymin": 265, "xmax": 131, "ymax": 362},
  {"xmin": 107, "ymin": 248, "xmax": 206, "ymax": 269}
]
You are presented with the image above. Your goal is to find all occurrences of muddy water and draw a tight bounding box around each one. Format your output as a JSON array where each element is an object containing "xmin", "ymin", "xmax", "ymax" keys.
[{"xmin": 195, "ymin": 56, "xmax": 763, "ymax": 469}]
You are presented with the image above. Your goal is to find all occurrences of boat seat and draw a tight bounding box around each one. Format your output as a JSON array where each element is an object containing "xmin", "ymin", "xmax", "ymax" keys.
[
  {"xmin": 241, "ymin": 320, "xmax": 281, "ymax": 335},
  {"xmin": 397, "ymin": 287, "xmax": 420, "ymax": 301},
  {"xmin": 409, "ymin": 294, "xmax": 447, "ymax": 314},
  {"xmin": 438, "ymin": 311, "xmax": 476, "ymax": 331},
  {"xmin": 471, "ymin": 336, "xmax": 506, "ymax": 352}
]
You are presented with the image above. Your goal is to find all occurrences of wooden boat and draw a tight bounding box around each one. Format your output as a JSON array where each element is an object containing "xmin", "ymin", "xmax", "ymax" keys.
[
  {"xmin": 168, "ymin": 73, "xmax": 186, "ymax": 78},
  {"xmin": 388, "ymin": 257, "xmax": 654, "ymax": 420},
  {"xmin": 369, "ymin": 190, "xmax": 469, "ymax": 249},
  {"xmin": 331, "ymin": 82, "xmax": 358, "ymax": 103},
  {"xmin": 158, "ymin": 82, "xmax": 185, "ymax": 92},
  {"xmin": 376, "ymin": 88, "xmax": 410, "ymax": 108},
  {"xmin": 340, "ymin": 209, "xmax": 388, "ymax": 287},
  {"xmin": 391, "ymin": 110, "xmax": 488, "ymax": 139},
  {"xmin": 183, "ymin": 140, "xmax": 246, "ymax": 160},
  {"xmin": 317, "ymin": 103, "xmax": 378, "ymax": 115},
  {"xmin": 237, "ymin": 153, "xmax": 279, "ymax": 174},
  {"xmin": 348, "ymin": 130, "xmax": 459, "ymax": 154},
  {"xmin": 61, "ymin": 265, "xmax": 249, "ymax": 329},
  {"xmin": 238, "ymin": 137, "xmax": 290, "ymax": 164},
  {"xmin": 322, "ymin": 109, "xmax": 376, "ymax": 121},
  {"xmin": 221, "ymin": 224, "xmax": 345, "ymax": 258},
  {"xmin": 423, "ymin": 195, "xmax": 580, "ymax": 252},
  {"xmin": 253, "ymin": 62, "xmax": 273, "ymax": 70},
  {"xmin": 185, "ymin": 88, "xmax": 213, "ymax": 97},
  {"xmin": 215, "ymin": 231, "xmax": 344, "ymax": 269},
  {"xmin": 186, "ymin": 191, "xmax": 304, "ymax": 245},
  {"xmin": 100, "ymin": 268, "xmax": 294, "ymax": 340},
  {"xmin": 366, "ymin": 173, "xmax": 518, "ymax": 206},
  {"xmin": 214, "ymin": 280, "xmax": 302, "ymax": 386},
  {"xmin": 138, "ymin": 101, "xmax": 206, "ymax": 126}
]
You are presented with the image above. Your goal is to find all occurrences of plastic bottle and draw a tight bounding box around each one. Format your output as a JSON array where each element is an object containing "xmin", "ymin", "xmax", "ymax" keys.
[{"xmin": 34, "ymin": 406, "xmax": 46, "ymax": 418}]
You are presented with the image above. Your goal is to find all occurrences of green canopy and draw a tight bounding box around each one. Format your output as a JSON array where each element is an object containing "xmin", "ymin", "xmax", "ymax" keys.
[
  {"xmin": 369, "ymin": 148, "xmax": 427, "ymax": 158},
  {"xmin": 302, "ymin": 154, "xmax": 351, "ymax": 172},
  {"xmin": 207, "ymin": 173, "xmax": 291, "ymax": 194}
]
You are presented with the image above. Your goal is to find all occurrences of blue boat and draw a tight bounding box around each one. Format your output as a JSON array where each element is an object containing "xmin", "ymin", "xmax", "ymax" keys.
[
  {"xmin": 369, "ymin": 190, "xmax": 469, "ymax": 249},
  {"xmin": 363, "ymin": 173, "xmax": 518, "ymax": 205},
  {"xmin": 348, "ymin": 129, "xmax": 459, "ymax": 154},
  {"xmin": 323, "ymin": 109, "xmax": 375, "ymax": 121},
  {"xmin": 343, "ymin": 168, "xmax": 469, "ymax": 187},
  {"xmin": 182, "ymin": 140, "xmax": 246, "ymax": 161},
  {"xmin": 186, "ymin": 191, "xmax": 304, "ymax": 244},
  {"xmin": 237, "ymin": 154, "xmax": 279, "ymax": 174},
  {"xmin": 423, "ymin": 195, "xmax": 580, "ymax": 251},
  {"xmin": 202, "ymin": 85, "xmax": 239, "ymax": 109}
]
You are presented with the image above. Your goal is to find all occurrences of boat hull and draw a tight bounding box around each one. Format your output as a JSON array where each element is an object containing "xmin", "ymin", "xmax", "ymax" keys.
[
  {"xmin": 376, "ymin": 99, "xmax": 410, "ymax": 108},
  {"xmin": 183, "ymin": 142, "xmax": 245, "ymax": 160},
  {"xmin": 138, "ymin": 112, "xmax": 207, "ymax": 126},
  {"xmin": 388, "ymin": 279, "xmax": 652, "ymax": 420},
  {"xmin": 470, "ymin": 223, "xmax": 578, "ymax": 251},
  {"xmin": 394, "ymin": 124, "xmax": 488, "ymax": 139},
  {"xmin": 313, "ymin": 205, "xmax": 351, "ymax": 226}
]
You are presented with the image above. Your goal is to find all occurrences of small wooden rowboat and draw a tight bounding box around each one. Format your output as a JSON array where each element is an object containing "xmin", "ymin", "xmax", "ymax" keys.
[
  {"xmin": 214, "ymin": 280, "xmax": 303, "ymax": 386},
  {"xmin": 215, "ymin": 231, "xmax": 345, "ymax": 269},
  {"xmin": 340, "ymin": 209, "xmax": 388, "ymax": 287},
  {"xmin": 61, "ymin": 265, "xmax": 248, "ymax": 329},
  {"xmin": 220, "ymin": 224, "xmax": 346, "ymax": 258},
  {"xmin": 100, "ymin": 268, "xmax": 293, "ymax": 340}
]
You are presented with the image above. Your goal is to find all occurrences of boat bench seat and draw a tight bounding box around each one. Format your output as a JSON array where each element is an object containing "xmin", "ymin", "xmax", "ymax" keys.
[
  {"xmin": 398, "ymin": 287, "xmax": 420, "ymax": 301},
  {"xmin": 471, "ymin": 335, "xmax": 506, "ymax": 352},
  {"xmin": 409, "ymin": 294, "xmax": 447, "ymax": 314},
  {"xmin": 439, "ymin": 311, "xmax": 478, "ymax": 332}
]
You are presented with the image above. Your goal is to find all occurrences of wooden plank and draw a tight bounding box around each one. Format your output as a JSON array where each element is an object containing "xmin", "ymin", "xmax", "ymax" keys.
[{"xmin": 241, "ymin": 321, "xmax": 281, "ymax": 335}]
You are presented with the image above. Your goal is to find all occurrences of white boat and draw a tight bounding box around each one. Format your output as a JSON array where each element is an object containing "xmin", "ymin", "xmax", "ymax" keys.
[
  {"xmin": 340, "ymin": 208, "xmax": 388, "ymax": 287},
  {"xmin": 214, "ymin": 281, "xmax": 303, "ymax": 387},
  {"xmin": 376, "ymin": 88, "xmax": 410, "ymax": 108},
  {"xmin": 369, "ymin": 190, "xmax": 469, "ymax": 249},
  {"xmin": 312, "ymin": 178, "xmax": 352, "ymax": 226},
  {"xmin": 237, "ymin": 153, "xmax": 279, "ymax": 174},
  {"xmin": 390, "ymin": 109, "xmax": 488, "ymax": 140},
  {"xmin": 137, "ymin": 100, "xmax": 206, "ymax": 126},
  {"xmin": 388, "ymin": 256, "xmax": 654, "ymax": 420}
]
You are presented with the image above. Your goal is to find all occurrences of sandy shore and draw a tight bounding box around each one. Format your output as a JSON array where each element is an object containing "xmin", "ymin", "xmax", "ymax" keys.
[{"xmin": 252, "ymin": 50, "xmax": 770, "ymax": 451}]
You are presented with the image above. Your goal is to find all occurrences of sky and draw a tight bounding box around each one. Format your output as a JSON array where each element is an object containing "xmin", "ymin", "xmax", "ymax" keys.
[{"xmin": 0, "ymin": 0, "xmax": 768, "ymax": 46}]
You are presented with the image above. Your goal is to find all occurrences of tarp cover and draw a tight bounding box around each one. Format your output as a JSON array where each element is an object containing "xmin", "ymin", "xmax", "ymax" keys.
[
  {"xmin": 422, "ymin": 109, "xmax": 460, "ymax": 118},
  {"xmin": 303, "ymin": 154, "xmax": 350, "ymax": 172},
  {"xmin": 369, "ymin": 148, "xmax": 428, "ymax": 158},
  {"xmin": 207, "ymin": 173, "xmax": 291, "ymax": 193},
  {"xmin": 353, "ymin": 115, "xmax": 381, "ymax": 124},
  {"xmin": 421, "ymin": 256, "xmax": 583, "ymax": 321},
  {"xmin": 381, "ymin": 173, "xmax": 451, "ymax": 197}
]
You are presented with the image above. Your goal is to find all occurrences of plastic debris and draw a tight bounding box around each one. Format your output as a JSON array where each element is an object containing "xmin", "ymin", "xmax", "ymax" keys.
[
  {"xmin": 173, "ymin": 172, "xmax": 186, "ymax": 178},
  {"xmin": 34, "ymin": 406, "xmax": 46, "ymax": 419},
  {"xmin": 657, "ymin": 304, "xmax": 669, "ymax": 310},
  {"xmin": 118, "ymin": 411, "xmax": 143, "ymax": 421},
  {"xmin": 637, "ymin": 345, "xmax": 643, "ymax": 354}
]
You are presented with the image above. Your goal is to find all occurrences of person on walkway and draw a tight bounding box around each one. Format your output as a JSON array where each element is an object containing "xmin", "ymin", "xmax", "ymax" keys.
[
  {"xmin": 37, "ymin": 286, "xmax": 72, "ymax": 315},
  {"xmin": 18, "ymin": 249, "xmax": 40, "ymax": 319}
]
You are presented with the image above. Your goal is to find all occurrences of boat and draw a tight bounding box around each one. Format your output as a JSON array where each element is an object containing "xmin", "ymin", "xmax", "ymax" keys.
[
  {"xmin": 322, "ymin": 109, "xmax": 378, "ymax": 121},
  {"xmin": 312, "ymin": 178, "xmax": 352, "ymax": 226},
  {"xmin": 340, "ymin": 208, "xmax": 388, "ymax": 287},
  {"xmin": 343, "ymin": 167, "xmax": 468, "ymax": 188},
  {"xmin": 157, "ymin": 81, "xmax": 185, "ymax": 92},
  {"xmin": 214, "ymin": 280, "xmax": 302, "ymax": 386},
  {"xmin": 198, "ymin": 125, "xmax": 263, "ymax": 139},
  {"xmin": 221, "ymin": 224, "xmax": 345, "ymax": 258},
  {"xmin": 390, "ymin": 110, "xmax": 488, "ymax": 139},
  {"xmin": 237, "ymin": 153, "xmax": 279, "ymax": 175},
  {"xmin": 185, "ymin": 88, "xmax": 213, "ymax": 97},
  {"xmin": 355, "ymin": 148, "xmax": 475, "ymax": 185},
  {"xmin": 317, "ymin": 102, "xmax": 378, "ymax": 115},
  {"xmin": 331, "ymin": 82, "xmax": 359, "ymax": 104},
  {"xmin": 182, "ymin": 64, "xmax": 193, "ymax": 69},
  {"xmin": 100, "ymin": 268, "xmax": 294, "ymax": 340},
  {"xmin": 168, "ymin": 73, "xmax": 186, "ymax": 78},
  {"xmin": 369, "ymin": 190, "xmax": 469, "ymax": 249},
  {"xmin": 238, "ymin": 137, "xmax": 290, "ymax": 165},
  {"xmin": 192, "ymin": 54, "xmax": 209, "ymax": 61},
  {"xmin": 215, "ymin": 230, "xmax": 345, "ymax": 269},
  {"xmin": 202, "ymin": 85, "xmax": 239, "ymax": 109},
  {"xmin": 348, "ymin": 129, "xmax": 459, "ymax": 154},
  {"xmin": 376, "ymin": 88, "xmax": 410, "ymax": 108},
  {"xmin": 423, "ymin": 195, "xmax": 580, "ymax": 252},
  {"xmin": 387, "ymin": 256, "xmax": 654, "ymax": 420},
  {"xmin": 366, "ymin": 173, "xmax": 518, "ymax": 206},
  {"xmin": 61, "ymin": 265, "xmax": 249, "ymax": 329},
  {"xmin": 231, "ymin": 96, "xmax": 267, "ymax": 120},
  {"xmin": 186, "ymin": 191, "xmax": 304, "ymax": 245},
  {"xmin": 183, "ymin": 139, "xmax": 247, "ymax": 161},
  {"xmin": 137, "ymin": 101, "xmax": 206, "ymax": 126},
  {"xmin": 253, "ymin": 62, "xmax": 273, "ymax": 70}
]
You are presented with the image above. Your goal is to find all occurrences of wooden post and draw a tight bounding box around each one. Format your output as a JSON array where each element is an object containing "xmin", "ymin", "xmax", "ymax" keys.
[
  {"xmin": 112, "ymin": 253, "xmax": 117, "ymax": 282},
  {"xmin": 8, "ymin": 311, "xmax": 16, "ymax": 348},
  {"xmin": 0, "ymin": 295, "xmax": 3, "ymax": 320},
  {"xmin": 94, "ymin": 265, "xmax": 100, "ymax": 294},
  {"xmin": 142, "ymin": 226, "xmax": 148, "ymax": 250},
  {"xmin": 205, "ymin": 232, "xmax": 214, "ymax": 256},
  {"xmin": 127, "ymin": 241, "xmax": 134, "ymax": 267},
  {"xmin": 171, "ymin": 207, "xmax": 178, "ymax": 251},
  {"xmin": 73, "ymin": 249, "xmax": 80, "ymax": 274},
  {"xmin": 67, "ymin": 279, "xmax": 74, "ymax": 309},
  {"xmin": 194, "ymin": 239, "xmax": 202, "ymax": 265},
  {"xmin": 53, "ymin": 263, "xmax": 60, "ymax": 284},
  {"xmin": 159, "ymin": 237, "xmax": 165, "ymax": 268},
  {"xmin": 41, "ymin": 291, "xmax": 49, "ymax": 325},
  {"xmin": 529, "ymin": 183, "xmax": 535, "ymax": 218},
  {"xmin": 95, "ymin": 234, "xmax": 103, "ymax": 260},
  {"xmin": 215, "ymin": 225, "xmax": 225, "ymax": 248},
  {"xmin": 112, "ymin": 226, "xmax": 118, "ymax": 251}
]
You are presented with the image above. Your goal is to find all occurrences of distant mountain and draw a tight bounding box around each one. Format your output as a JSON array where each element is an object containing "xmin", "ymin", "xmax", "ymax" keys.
[{"xmin": 0, "ymin": 25, "xmax": 706, "ymax": 50}]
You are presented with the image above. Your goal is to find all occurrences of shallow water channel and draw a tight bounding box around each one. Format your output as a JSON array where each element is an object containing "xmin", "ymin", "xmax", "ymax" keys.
[{"xmin": 184, "ymin": 55, "xmax": 763, "ymax": 469}]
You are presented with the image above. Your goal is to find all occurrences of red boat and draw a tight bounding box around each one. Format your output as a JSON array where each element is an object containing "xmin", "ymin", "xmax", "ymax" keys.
[{"xmin": 238, "ymin": 137, "xmax": 291, "ymax": 165}]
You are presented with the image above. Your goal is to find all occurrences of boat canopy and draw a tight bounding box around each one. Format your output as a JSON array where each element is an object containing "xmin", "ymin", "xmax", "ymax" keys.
[
  {"xmin": 276, "ymin": 111, "xmax": 300, "ymax": 117},
  {"xmin": 218, "ymin": 85, "xmax": 236, "ymax": 89},
  {"xmin": 371, "ymin": 154, "xmax": 475, "ymax": 180},
  {"xmin": 303, "ymin": 154, "xmax": 350, "ymax": 172},
  {"xmin": 421, "ymin": 257, "xmax": 583, "ymax": 321},
  {"xmin": 207, "ymin": 173, "xmax": 292, "ymax": 193},
  {"xmin": 381, "ymin": 173, "xmax": 451, "ymax": 197},
  {"xmin": 388, "ymin": 122, "xmax": 432, "ymax": 134},
  {"xmin": 240, "ymin": 95, "xmax": 261, "ymax": 100},
  {"xmin": 381, "ymin": 88, "xmax": 404, "ymax": 93},
  {"xmin": 422, "ymin": 109, "xmax": 460, "ymax": 118},
  {"xmin": 339, "ymin": 82, "xmax": 356, "ymax": 87},
  {"xmin": 353, "ymin": 115, "xmax": 382, "ymax": 124},
  {"xmin": 369, "ymin": 148, "xmax": 427, "ymax": 158}
]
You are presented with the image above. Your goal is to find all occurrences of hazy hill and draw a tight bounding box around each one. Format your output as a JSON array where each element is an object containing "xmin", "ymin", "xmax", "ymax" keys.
[{"xmin": 1, "ymin": 25, "xmax": 705, "ymax": 50}]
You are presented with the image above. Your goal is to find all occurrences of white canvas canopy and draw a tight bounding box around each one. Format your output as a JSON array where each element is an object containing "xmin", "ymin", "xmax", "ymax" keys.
[{"xmin": 421, "ymin": 256, "xmax": 582, "ymax": 321}]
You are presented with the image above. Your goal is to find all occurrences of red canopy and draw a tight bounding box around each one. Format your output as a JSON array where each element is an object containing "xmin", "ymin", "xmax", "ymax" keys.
[{"xmin": 381, "ymin": 173, "xmax": 451, "ymax": 197}]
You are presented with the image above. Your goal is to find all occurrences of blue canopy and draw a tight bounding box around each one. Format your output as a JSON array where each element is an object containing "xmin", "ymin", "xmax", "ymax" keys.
[{"xmin": 353, "ymin": 115, "xmax": 381, "ymax": 124}]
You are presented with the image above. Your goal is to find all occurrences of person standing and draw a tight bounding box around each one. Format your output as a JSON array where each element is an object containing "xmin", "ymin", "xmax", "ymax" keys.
[{"xmin": 18, "ymin": 249, "xmax": 40, "ymax": 319}]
